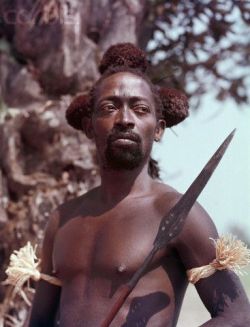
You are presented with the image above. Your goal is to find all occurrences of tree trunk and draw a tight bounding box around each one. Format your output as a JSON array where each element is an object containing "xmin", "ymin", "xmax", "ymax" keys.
[{"xmin": 0, "ymin": 0, "xmax": 147, "ymax": 324}]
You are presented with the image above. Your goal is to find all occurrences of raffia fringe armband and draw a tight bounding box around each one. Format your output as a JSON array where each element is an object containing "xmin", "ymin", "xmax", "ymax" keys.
[
  {"xmin": 2, "ymin": 242, "xmax": 62, "ymax": 305},
  {"xmin": 187, "ymin": 235, "xmax": 250, "ymax": 284}
]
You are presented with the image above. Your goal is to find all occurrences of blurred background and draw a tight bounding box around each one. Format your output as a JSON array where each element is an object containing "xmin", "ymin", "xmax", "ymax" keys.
[{"xmin": 0, "ymin": 0, "xmax": 249, "ymax": 326}]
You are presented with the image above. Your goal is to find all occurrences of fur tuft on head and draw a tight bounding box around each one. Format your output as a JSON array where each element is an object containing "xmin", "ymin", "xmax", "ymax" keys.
[
  {"xmin": 65, "ymin": 94, "xmax": 90, "ymax": 131},
  {"xmin": 99, "ymin": 43, "xmax": 148, "ymax": 74},
  {"xmin": 158, "ymin": 88, "xmax": 189, "ymax": 128}
]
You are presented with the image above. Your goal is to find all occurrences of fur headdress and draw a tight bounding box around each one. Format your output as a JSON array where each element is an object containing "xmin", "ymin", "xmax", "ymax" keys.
[{"xmin": 65, "ymin": 43, "xmax": 189, "ymax": 131}]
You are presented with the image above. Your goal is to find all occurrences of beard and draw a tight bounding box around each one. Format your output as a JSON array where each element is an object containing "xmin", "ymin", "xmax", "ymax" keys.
[{"xmin": 105, "ymin": 130, "xmax": 143, "ymax": 170}]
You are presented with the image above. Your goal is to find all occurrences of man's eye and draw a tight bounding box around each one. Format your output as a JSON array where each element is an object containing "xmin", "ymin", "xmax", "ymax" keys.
[
  {"xmin": 134, "ymin": 105, "xmax": 150, "ymax": 113},
  {"xmin": 101, "ymin": 104, "xmax": 116, "ymax": 112}
]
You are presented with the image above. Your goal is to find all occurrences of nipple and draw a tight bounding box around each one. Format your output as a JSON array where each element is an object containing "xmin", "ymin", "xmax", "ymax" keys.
[{"xmin": 117, "ymin": 263, "xmax": 127, "ymax": 273}]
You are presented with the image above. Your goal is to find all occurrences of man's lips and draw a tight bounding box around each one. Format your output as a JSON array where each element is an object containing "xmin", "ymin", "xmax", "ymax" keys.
[
  {"xmin": 112, "ymin": 138, "xmax": 137, "ymax": 146},
  {"xmin": 107, "ymin": 132, "xmax": 141, "ymax": 148},
  {"xmin": 108, "ymin": 132, "xmax": 141, "ymax": 143}
]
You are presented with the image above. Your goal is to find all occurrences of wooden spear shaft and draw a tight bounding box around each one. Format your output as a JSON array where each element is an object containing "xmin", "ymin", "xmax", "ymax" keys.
[{"xmin": 101, "ymin": 248, "xmax": 157, "ymax": 327}]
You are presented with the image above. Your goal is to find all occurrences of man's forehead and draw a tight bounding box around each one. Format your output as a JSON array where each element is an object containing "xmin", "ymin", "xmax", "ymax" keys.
[{"xmin": 96, "ymin": 72, "xmax": 154, "ymax": 102}]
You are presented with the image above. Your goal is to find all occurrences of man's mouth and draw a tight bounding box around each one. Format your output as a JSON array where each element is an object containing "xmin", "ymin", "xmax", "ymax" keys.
[
  {"xmin": 112, "ymin": 138, "xmax": 137, "ymax": 146},
  {"xmin": 109, "ymin": 132, "xmax": 141, "ymax": 144}
]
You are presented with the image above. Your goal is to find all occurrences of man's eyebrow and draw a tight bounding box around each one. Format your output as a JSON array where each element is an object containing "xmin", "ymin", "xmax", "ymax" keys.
[
  {"xmin": 129, "ymin": 96, "xmax": 151, "ymax": 103},
  {"xmin": 97, "ymin": 95, "xmax": 151, "ymax": 104},
  {"xmin": 97, "ymin": 95, "xmax": 120, "ymax": 104}
]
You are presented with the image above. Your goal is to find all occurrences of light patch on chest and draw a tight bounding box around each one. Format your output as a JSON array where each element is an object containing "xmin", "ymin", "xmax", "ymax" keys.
[{"xmin": 117, "ymin": 263, "xmax": 127, "ymax": 273}]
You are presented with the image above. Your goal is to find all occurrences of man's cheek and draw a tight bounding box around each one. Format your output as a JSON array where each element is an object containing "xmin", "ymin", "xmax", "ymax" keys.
[
  {"xmin": 95, "ymin": 120, "xmax": 113, "ymax": 136},
  {"xmin": 143, "ymin": 126, "xmax": 156, "ymax": 140}
]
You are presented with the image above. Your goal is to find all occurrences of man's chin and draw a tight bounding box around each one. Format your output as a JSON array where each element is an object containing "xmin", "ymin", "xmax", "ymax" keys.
[
  {"xmin": 105, "ymin": 147, "xmax": 143, "ymax": 170},
  {"xmin": 107, "ymin": 160, "xmax": 140, "ymax": 170}
]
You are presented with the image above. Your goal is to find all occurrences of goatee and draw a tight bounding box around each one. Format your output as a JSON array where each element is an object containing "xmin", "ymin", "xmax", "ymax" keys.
[{"xmin": 105, "ymin": 130, "xmax": 143, "ymax": 170}]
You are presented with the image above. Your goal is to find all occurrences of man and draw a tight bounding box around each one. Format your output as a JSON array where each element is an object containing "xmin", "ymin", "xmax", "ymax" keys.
[{"xmin": 28, "ymin": 44, "xmax": 250, "ymax": 326}]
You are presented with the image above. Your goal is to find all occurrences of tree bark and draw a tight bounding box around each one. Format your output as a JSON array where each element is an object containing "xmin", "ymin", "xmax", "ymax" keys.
[{"xmin": 0, "ymin": 0, "xmax": 146, "ymax": 324}]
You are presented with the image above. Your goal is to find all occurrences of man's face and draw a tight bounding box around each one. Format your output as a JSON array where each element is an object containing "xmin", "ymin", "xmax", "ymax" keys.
[{"xmin": 89, "ymin": 72, "xmax": 164, "ymax": 170}]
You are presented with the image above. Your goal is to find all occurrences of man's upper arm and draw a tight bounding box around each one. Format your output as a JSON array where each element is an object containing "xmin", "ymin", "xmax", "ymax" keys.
[
  {"xmin": 28, "ymin": 209, "xmax": 61, "ymax": 327},
  {"xmin": 175, "ymin": 203, "xmax": 250, "ymax": 324}
]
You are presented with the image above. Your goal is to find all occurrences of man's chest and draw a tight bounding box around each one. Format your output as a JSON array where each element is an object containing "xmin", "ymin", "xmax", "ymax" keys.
[{"xmin": 53, "ymin": 202, "xmax": 170, "ymax": 281}]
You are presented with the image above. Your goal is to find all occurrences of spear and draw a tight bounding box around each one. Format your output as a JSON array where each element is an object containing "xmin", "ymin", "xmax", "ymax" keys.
[{"xmin": 101, "ymin": 129, "xmax": 236, "ymax": 327}]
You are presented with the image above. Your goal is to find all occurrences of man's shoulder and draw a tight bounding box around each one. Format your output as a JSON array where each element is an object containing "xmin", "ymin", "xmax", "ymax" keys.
[
  {"xmin": 152, "ymin": 181, "xmax": 182, "ymax": 209},
  {"xmin": 60, "ymin": 186, "xmax": 98, "ymax": 209},
  {"xmin": 153, "ymin": 181, "xmax": 218, "ymax": 245},
  {"xmin": 52, "ymin": 187, "xmax": 99, "ymax": 227},
  {"xmin": 173, "ymin": 198, "xmax": 218, "ymax": 251}
]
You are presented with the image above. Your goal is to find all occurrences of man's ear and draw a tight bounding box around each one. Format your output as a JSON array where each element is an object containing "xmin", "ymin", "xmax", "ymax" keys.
[
  {"xmin": 154, "ymin": 119, "xmax": 166, "ymax": 142},
  {"xmin": 82, "ymin": 117, "xmax": 94, "ymax": 139}
]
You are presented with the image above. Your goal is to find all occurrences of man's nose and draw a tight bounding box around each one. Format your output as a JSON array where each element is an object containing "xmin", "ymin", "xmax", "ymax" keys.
[{"xmin": 114, "ymin": 107, "xmax": 135, "ymax": 129}]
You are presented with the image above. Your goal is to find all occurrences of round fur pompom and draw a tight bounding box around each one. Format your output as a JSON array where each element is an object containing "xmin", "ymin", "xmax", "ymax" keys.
[
  {"xmin": 65, "ymin": 94, "xmax": 90, "ymax": 131},
  {"xmin": 159, "ymin": 88, "xmax": 189, "ymax": 127},
  {"xmin": 99, "ymin": 43, "xmax": 148, "ymax": 74}
]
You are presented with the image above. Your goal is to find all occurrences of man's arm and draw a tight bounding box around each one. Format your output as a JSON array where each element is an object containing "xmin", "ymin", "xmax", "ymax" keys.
[
  {"xmin": 175, "ymin": 202, "xmax": 250, "ymax": 327},
  {"xmin": 27, "ymin": 210, "xmax": 61, "ymax": 327}
]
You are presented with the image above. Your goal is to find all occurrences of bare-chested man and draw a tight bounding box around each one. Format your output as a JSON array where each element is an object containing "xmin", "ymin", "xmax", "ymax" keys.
[{"xmin": 28, "ymin": 44, "xmax": 250, "ymax": 327}]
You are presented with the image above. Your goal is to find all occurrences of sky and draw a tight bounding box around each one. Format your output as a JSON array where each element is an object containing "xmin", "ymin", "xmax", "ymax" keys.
[
  {"xmin": 150, "ymin": 3, "xmax": 250, "ymax": 238},
  {"xmin": 152, "ymin": 96, "xmax": 250, "ymax": 238}
]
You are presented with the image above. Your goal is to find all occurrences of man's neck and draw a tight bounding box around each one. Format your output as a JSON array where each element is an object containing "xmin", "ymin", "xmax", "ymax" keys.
[{"xmin": 98, "ymin": 164, "xmax": 154, "ymax": 205}]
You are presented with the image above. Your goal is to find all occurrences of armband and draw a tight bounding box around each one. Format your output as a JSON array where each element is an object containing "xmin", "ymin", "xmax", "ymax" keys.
[
  {"xmin": 3, "ymin": 242, "xmax": 62, "ymax": 305},
  {"xmin": 187, "ymin": 235, "xmax": 250, "ymax": 284}
]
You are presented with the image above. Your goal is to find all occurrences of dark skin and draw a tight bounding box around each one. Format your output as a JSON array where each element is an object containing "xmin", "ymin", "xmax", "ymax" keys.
[{"xmin": 28, "ymin": 72, "xmax": 250, "ymax": 327}]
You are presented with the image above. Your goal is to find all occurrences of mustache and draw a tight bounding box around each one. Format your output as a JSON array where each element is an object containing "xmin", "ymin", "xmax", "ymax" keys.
[{"xmin": 108, "ymin": 130, "xmax": 141, "ymax": 143}]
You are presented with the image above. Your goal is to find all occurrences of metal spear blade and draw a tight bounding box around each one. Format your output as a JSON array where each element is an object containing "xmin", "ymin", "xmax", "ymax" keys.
[{"xmin": 153, "ymin": 129, "xmax": 236, "ymax": 250}]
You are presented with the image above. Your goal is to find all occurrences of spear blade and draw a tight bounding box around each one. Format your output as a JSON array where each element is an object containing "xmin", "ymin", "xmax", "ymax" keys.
[{"xmin": 153, "ymin": 128, "xmax": 236, "ymax": 250}]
